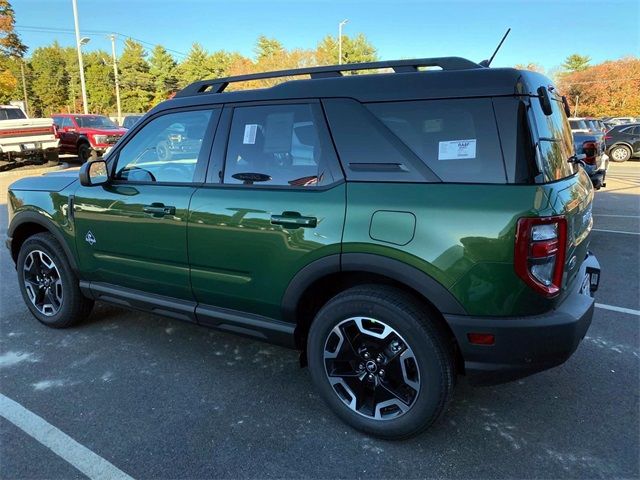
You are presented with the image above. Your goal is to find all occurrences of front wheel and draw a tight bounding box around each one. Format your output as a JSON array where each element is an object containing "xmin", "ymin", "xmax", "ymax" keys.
[
  {"xmin": 610, "ymin": 145, "xmax": 631, "ymax": 162},
  {"xmin": 307, "ymin": 285, "xmax": 455, "ymax": 439},
  {"xmin": 17, "ymin": 233, "xmax": 94, "ymax": 328}
]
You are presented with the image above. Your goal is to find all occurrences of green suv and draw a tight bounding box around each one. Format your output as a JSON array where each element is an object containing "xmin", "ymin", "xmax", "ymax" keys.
[{"xmin": 6, "ymin": 57, "xmax": 600, "ymax": 439}]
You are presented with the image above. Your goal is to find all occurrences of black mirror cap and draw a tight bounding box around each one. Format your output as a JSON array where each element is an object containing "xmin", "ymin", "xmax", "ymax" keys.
[
  {"xmin": 79, "ymin": 160, "xmax": 108, "ymax": 187},
  {"xmin": 537, "ymin": 86, "xmax": 553, "ymax": 116}
]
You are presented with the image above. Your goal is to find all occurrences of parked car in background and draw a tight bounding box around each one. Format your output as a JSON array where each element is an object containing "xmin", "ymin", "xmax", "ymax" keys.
[
  {"xmin": 608, "ymin": 117, "xmax": 638, "ymax": 126},
  {"xmin": 569, "ymin": 117, "xmax": 608, "ymax": 189},
  {"xmin": 52, "ymin": 114, "xmax": 127, "ymax": 162},
  {"xmin": 0, "ymin": 105, "xmax": 59, "ymax": 170},
  {"xmin": 605, "ymin": 123, "xmax": 640, "ymax": 162},
  {"xmin": 122, "ymin": 115, "xmax": 143, "ymax": 129},
  {"xmin": 7, "ymin": 58, "xmax": 600, "ymax": 439}
]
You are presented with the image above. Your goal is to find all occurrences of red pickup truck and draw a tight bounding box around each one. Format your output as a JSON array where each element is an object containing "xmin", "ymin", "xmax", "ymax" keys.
[{"xmin": 52, "ymin": 114, "xmax": 127, "ymax": 162}]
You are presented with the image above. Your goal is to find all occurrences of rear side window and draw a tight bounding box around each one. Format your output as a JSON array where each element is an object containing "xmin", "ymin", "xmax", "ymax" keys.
[
  {"xmin": 367, "ymin": 99, "xmax": 506, "ymax": 183},
  {"xmin": 223, "ymin": 103, "xmax": 337, "ymax": 187}
]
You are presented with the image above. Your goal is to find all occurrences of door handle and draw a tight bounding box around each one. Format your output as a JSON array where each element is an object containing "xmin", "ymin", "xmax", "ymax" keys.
[
  {"xmin": 143, "ymin": 203, "xmax": 176, "ymax": 216},
  {"xmin": 270, "ymin": 212, "xmax": 317, "ymax": 229}
]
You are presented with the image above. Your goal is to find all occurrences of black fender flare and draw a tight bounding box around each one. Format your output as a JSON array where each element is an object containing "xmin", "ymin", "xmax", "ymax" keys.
[
  {"xmin": 281, "ymin": 253, "xmax": 467, "ymax": 323},
  {"xmin": 7, "ymin": 211, "xmax": 79, "ymax": 273}
]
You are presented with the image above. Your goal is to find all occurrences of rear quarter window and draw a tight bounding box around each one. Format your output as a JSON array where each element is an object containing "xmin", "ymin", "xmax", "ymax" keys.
[
  {"xmin": 530, "ymin": 96, "xmax": 576, "ymax": 181},
  {"xmin": 366, "ymin": 98, "xmax": 506, "ymax": 183}
]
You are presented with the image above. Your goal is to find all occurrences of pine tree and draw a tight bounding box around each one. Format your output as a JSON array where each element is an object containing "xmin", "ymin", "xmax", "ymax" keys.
[
  {"xmin": 562, "ymin": 54, "xmax": 591, "ymax": 73},
  {"xmin": 118, "ymin": 39, "xmax": 152, "ymax": 113},
  {"xmin": 177, "ymin": 43, "xmax": 212, "ymax": 87},
  {"xmin": 315, "ymin": 33, "xmax": 377, "ymax": 65},
  {"xmin": 84, "ymin": 50, "xmax": 114, "ymax": 114},
  {"xmin": 149, "ymin": 45, "xmax": 177, "ymax": 103}
]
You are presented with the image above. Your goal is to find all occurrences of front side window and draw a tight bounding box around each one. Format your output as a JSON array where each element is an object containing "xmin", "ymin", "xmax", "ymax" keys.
[
  {"xmin": 115, "ymin": 110, "xmax": 213, "ymax": 183},
  {"xmin": 223, "ymin": 104, "xmax": 335, "ymax": 187}
]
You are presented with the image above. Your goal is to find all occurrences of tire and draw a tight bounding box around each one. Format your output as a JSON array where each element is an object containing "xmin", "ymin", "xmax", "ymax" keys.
[
  {"xmin": 44, "ymin": 149, "xmax": 59, "ymax": 164},
  {"xmin": 17, "ymin": 233, "xmax": 94, "ymax": 328},
  {"xmin": 77, "ymin": 142, "xmax": 91, "ymax": 163},
  {"xmin": 307, "ymin": 285, "xmax": 455, "ymax": 439},
  {"xmin": 610, "ymin": 145, "xmax": 631, "ymax": 162},
  {"xmin": 156, "ymin": 140, "xmax": 172, "ymax": 161}
]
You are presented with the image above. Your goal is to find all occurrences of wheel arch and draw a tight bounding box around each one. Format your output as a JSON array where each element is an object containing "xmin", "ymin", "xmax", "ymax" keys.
[
  {"xmin": 8, "ymin": 212, "xmax": 78, "ymax": 273},
  {"xmin": 608, "ymin": 141, "xmax": 633, "ymax": 152},
  {"xmin": 282, "ymin": 253, "xmax": 466, "ymax": 370}
]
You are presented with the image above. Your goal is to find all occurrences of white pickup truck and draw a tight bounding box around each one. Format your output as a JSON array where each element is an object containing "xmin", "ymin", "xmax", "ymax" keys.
[{"xmin": 0, "ymin": 105, "xmax": 59, "ymax": 170}]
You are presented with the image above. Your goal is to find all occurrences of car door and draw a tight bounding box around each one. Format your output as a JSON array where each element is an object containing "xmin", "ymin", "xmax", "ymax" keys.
[
  {"xmin": 630, "ymin": 126, "xmax": 640, "ymax": 153},
  {"xmin": 188, "ymin": 102, "xmax": 345, "ymax": 321},
  {"xmin": 73, "ymin": 107, "xmax": 220, "ymax": 300},
  {"xmin": 56, "ymin": 116, "xmax": 77, "ymax": 153}
]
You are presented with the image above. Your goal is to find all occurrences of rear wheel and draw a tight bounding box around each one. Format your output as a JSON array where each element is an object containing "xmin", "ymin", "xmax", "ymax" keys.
[
  {"xmin": 610, "ymin": 145, "xmax": 631, "ymax": 162},
  {"xmin": 307, "ymin": 285, "xmax": 455, "ymax": 439},
  {"xmin": 17, "ymin": 233, "xmax": 93, "ymax": 328}
]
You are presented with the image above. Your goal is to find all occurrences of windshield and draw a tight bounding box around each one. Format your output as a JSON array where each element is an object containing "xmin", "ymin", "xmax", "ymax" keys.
[
  {"xmin": 570, "ymin": 119, "xmax": 587, "ymax": 130},
  {"xmin": 74, "ymin": 115, "xmax": 118, "ymax": 129}
]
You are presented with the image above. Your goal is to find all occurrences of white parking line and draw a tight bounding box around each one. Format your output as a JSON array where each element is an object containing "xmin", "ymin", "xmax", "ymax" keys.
[
  {"xmin": 592, "ymin": 228, "xmax": 640, "ymax": 235},
  {"xmin": 0, "ymin": 393, "xmax": 133, "ymax": 480},
  {"xmin": 596, "ymin": 303, "xmax": 640, "ymax": 316}
]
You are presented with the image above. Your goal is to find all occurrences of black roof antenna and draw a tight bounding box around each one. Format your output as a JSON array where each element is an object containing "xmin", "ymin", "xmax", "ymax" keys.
[{"xmin": 479, "ymin": 28, "xmax": 511, "ymax": 67}]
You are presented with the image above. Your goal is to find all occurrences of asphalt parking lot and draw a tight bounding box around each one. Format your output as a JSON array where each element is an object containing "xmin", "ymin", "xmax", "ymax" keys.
[{"xmin": 1, "ymin": 161, "xmax": 638, "ymax": 479}]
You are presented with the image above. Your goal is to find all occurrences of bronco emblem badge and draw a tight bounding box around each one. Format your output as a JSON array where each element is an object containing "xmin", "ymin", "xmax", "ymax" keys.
[{"xmin": 85, "ymin": 231, "xmax": 96, "ymax": 246}]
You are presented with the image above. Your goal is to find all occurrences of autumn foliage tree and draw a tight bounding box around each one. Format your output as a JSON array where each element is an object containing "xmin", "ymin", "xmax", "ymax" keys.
[
  {"xmin": 557, "ymin": 57, "xmax": 640, "ymax": 117},
  {"xmin": 0, "ymin": 0, "xmax": 26, "ymax": 104}
]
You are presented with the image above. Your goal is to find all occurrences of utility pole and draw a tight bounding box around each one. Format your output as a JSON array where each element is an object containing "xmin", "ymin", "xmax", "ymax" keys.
[
  {"xmin": 574, "ymin": 95, "xmax": 580, "ymax": 117},
  {"xmin": 338, "ymin": 19, "xmax": 348, "ymax": 64},
  {"xmin": 20, "ymin": 62, "xmax": 29, "ymax": 116},
  {"xmin": 109, "ymin": 34, "xmax": 122, "ymax": 124},
  {"xmin": 71, "ymin": 0, "xmax": 89, "ymax": 114}
]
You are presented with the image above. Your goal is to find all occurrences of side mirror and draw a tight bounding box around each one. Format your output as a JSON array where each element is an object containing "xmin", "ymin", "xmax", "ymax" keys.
[{"xmin": 79, "ymin": 159, "xmax": 108, "ymax": 186}]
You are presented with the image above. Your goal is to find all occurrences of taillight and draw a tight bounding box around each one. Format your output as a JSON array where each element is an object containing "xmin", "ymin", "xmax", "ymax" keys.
[
  {"xmin": 514, "ymin": 216, "xmax": 567, "ymax": 297},
  {"xmin": 582, "ymin": 141, "xmax": 597, "ymax": 165},
  {"xmin": 604, "ymin": 135, "xmax": 612, "ymax": 140}
]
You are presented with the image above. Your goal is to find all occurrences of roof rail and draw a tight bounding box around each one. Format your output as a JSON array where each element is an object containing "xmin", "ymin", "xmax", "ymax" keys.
[{"xmin": 174, "ymin": 56, "xmax": 482, "ymax": 98}]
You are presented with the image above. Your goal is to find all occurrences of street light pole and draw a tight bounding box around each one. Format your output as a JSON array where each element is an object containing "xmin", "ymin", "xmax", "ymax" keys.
[
  {"xmin": 338, "ymin": 19, "xmax": 348, "ymax": 64},
  {"xmin": 71, "ymin": 0, "xmax": 89, "ymax": 114},
  {"xmin": 20, "ymin": 62, "xmax": 29, "ymax": 116},
  {"xmin": 109, "ymin": 34, "xmax": 122, "ymax": 124}
]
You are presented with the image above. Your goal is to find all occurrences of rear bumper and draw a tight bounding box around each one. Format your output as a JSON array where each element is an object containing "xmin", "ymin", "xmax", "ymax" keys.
[{"xmin": 445, "ymin": 253, "xmax": 600, "ymax": 385}]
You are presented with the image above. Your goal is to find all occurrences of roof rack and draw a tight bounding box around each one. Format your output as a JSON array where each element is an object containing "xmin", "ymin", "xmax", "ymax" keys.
[{"xmin": 174, "ymin": 56, "xmax": 482, "ymax": 98}]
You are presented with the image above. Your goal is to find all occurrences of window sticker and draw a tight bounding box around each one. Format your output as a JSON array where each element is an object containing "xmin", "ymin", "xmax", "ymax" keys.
[
  {"xmin": 243, "ymin": 124, "xmax": 258, "ymax": 144},
  {"xmin": 438, "ymin": 139, "xmax": 476, "ymax": 160}
]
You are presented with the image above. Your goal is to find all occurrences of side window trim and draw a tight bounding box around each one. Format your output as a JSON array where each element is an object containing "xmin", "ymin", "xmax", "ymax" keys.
[
  {"xmin": 108, "ymin": 106, "xmax": 221, "ymax": 186},
  {"xmin": 212, "ymin": 100, "xmax": 344, "ymax": 189}
]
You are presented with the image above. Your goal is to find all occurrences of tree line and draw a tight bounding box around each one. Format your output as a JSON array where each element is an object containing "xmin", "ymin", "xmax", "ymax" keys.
[
  {"xmin": 1, "ymin": 0, "xmax": 638, "ymax": 118},
  {"xmin": 2, "ymin": 32, "xmax": 378, "ymax": 116}
]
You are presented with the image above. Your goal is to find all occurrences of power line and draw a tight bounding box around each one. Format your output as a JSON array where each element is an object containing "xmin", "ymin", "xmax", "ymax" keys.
[{"xmin": 15, "ymin": 25, "xmax": 188, "ymax": 57}]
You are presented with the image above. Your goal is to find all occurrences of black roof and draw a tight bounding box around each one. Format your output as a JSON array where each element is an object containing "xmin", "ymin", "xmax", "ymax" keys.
[{"xmin": 154, "ymin": 56, "xmax": 552, "ymax": 114}]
